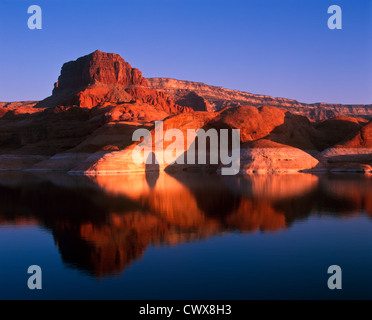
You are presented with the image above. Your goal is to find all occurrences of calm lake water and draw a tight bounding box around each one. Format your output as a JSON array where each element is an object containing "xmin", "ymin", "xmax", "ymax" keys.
[{"xmin": 0, "ymin": 171, "xmax": 371, "ymax": 300}]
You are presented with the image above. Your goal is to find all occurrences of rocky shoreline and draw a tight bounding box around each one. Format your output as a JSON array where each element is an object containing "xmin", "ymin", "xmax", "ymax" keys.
[{"xmin": 0, "ymin": 51, "xmax": 371, "ymax": 175}]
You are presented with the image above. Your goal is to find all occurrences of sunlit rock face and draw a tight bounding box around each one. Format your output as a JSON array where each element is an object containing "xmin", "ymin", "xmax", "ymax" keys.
[
  {"xmin": 71, "ymin": 106, "xmax": 361, "ymax": 175},
  {"xmin": 71, "ymin": 112, "xmax": 216, "ymax": 174},
  {"xmin": 207, "ymin": 106, "xmax": 315, "ymax": 148},
  {"xmin": 36, "ymin": 50, "xmax": 191, "ymax": 113},
  {"xmin": 236, "ymin": 140, "xmax": 320, "ymax": 174},
  {"xmin": 61, "ymin": 106, "xmax": 370, "ymax": 175},
  {"xmin": 148, "ymin": 78, "xmax": 372, "ymax": 121},
  {"xmin": 0, "ymin": 51, "xmax": 370, "ymax": 174},
  {"xmin": 0, "ymin": 51, "xmax": 192, "ymax": 167},
  {"xmin": 54, "ymin": 50, "xmax": 149, "ymax": 91}
]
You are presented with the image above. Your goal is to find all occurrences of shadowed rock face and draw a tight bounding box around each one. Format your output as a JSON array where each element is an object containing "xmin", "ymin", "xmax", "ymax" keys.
[
  {"xmin": 337, "ymin": 119, "xmax": 372, "ymax": 149},
  {"xmin": 318, "ymin": 120, "xmax": 372, "ymax": 172},
  {"xmin": 172, "ymin": 91, "xmax": 211, "ymax": 111}
]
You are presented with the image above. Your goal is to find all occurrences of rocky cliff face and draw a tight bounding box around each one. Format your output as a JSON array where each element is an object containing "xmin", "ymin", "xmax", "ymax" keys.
[
  {"xmin": 36, "ymin": 51, "xmax": 190, "ymax": 113},
  {"xmin": 0, "ymin": 51, "xmax": 191, "ymax": 158},
  {"xmin": 53, "ymin": 50, "xmax": 148, "ymax": 93},
  {"xmin": 319, "ymin": 120, "xmax": 372, "ymax": 172},
  {"xmin": 0, "ymin": 51, "xmax": 370, "ymax": 174},
  {"xmin": 0, "ymin": 101, "xmax": 42, "ymax": 118},
  {"xmin": 148, "ymin": 78, "xmax": 372, "ymax": 121},
  {"xmin": 338, "ymin": 119, "xmax": 372, "ymax": 149}
]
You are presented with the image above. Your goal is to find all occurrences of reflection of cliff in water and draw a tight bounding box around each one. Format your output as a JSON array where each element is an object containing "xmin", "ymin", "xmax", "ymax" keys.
[{"xmin": 0, "ymin": 171, "xmax": 371, "ymax": 277}]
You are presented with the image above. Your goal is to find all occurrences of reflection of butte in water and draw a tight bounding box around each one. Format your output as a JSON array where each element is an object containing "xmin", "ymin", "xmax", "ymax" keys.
[{"xmin": 0, "ymin": 172, "xmax": 371, "ymax": 277}]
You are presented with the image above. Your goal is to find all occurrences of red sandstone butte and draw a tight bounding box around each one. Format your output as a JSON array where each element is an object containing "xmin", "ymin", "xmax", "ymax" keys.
[
  {"xmin": 0, "ymin": 50, "xmax": 370, "ymax": 173},
  {"xmin": 36, "ymin": 50, "xmax": 190, "ymax": 113}
]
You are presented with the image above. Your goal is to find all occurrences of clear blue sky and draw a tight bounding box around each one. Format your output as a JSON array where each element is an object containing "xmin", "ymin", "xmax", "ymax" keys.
[{"xmin": 0, "ymin": 0, "xmax": 371, "ymax": 104}]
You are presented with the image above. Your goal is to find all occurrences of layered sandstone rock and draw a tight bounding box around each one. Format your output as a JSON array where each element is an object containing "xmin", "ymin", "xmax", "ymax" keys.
[
  {"xmin": 0, "ymin": 101, "xmax": 41, "ymax": 119},
  {"xmin": 0, "ymin": 51, "xmax": 370, "ymax": 174},
  {"xmin": 318, "ymin": 120, "xmax": 372, "ymax": 172},
  {"xmin": 336, "ymin": 119, "xmax": 372, "ymax": 149},
  {"xmin": 229, "ymin": 140, "xmax": 321, "ymax": 174},
  {"xmin": 207, "ymin": 106, "xmax": 317, "ymax": 150},
  {"xmin": 54, "ymin": 50, "xmax": 148, "ymax": 91},
  {"xmin": 148, "ymin": 78, "xmax": 372, "ymax": 121},
  {"xmin": 0, "ymin": 51, "xmax": 192, "ymax": 165},
  {"xmin": 36, "ymin": 50, "xmax": 190, "ymax": 113},
  {"xmin": 69, "ymin": 112, "xmax": 215, "ymax": 174}
]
